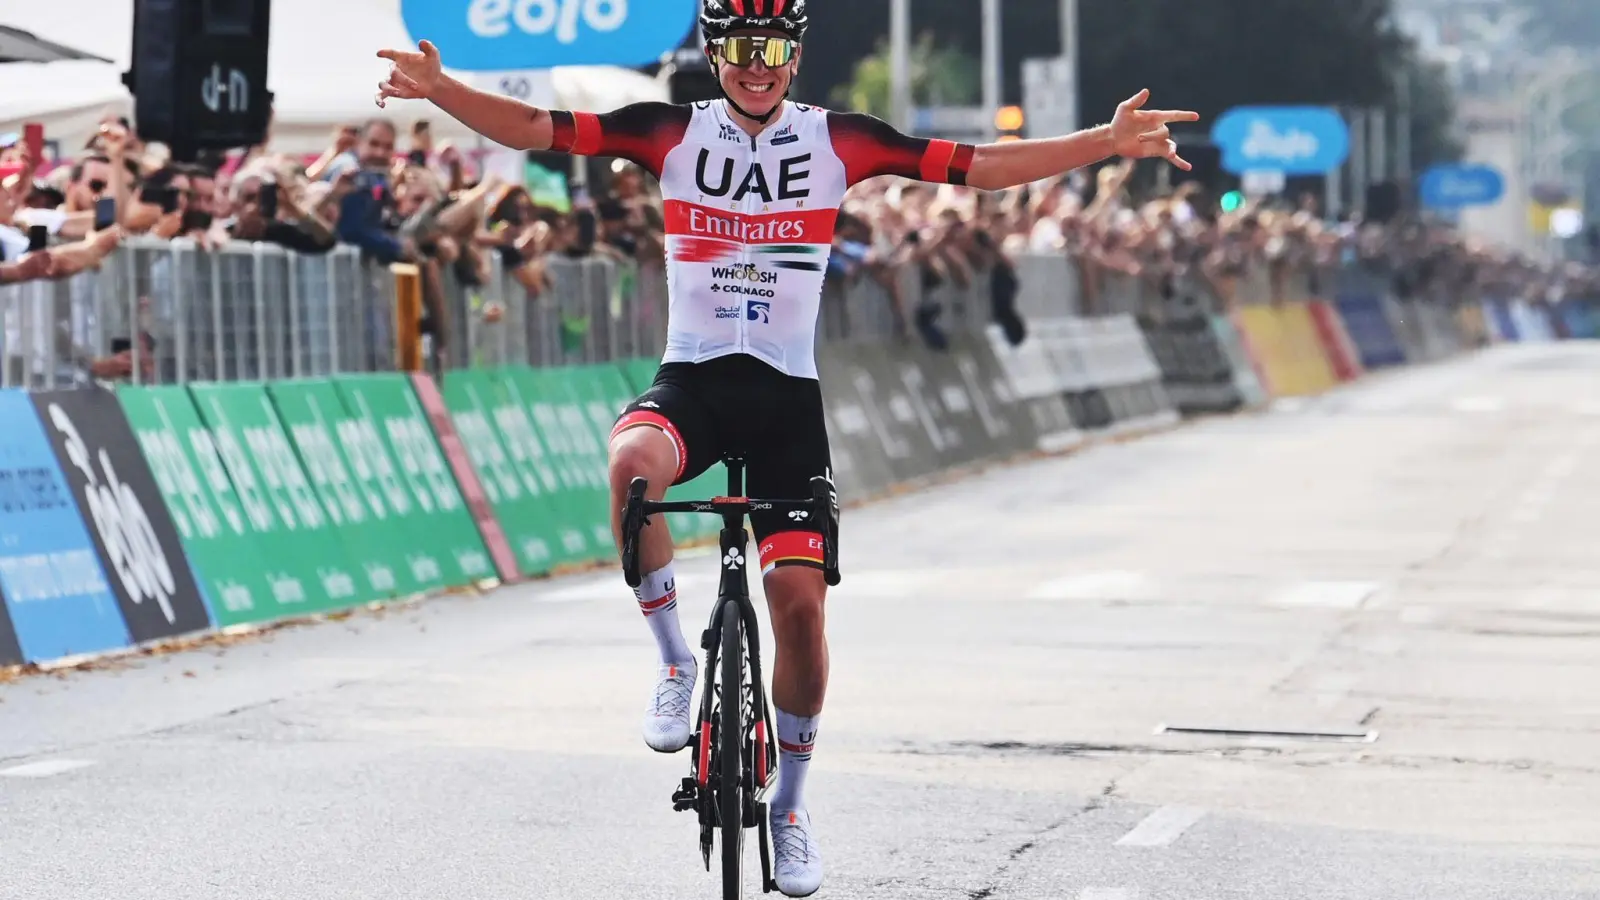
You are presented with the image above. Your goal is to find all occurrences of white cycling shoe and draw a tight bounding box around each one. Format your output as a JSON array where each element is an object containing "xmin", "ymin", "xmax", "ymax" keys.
[
  {"xmin": 642, "ymin": 661, "xmax": 697, "ymax": 753},
  {"xmin": 769, "ymin": 807, "xmax": 824, "ymax": 897}
]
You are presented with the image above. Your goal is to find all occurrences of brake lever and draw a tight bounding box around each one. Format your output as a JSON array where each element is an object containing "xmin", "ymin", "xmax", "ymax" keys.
[
  {"xmin": 621, "ymin": 477, "xmax": 649, "ymax": 588},
  {"xmin": 809, "ymin": 476, "xmax": 841, "ymax": 587}
]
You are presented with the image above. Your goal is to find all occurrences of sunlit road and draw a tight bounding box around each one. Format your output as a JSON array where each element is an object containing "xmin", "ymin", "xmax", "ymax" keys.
[{"xmin": 4, "ymin": 343, "xmax": 1600, "ymax": 899}]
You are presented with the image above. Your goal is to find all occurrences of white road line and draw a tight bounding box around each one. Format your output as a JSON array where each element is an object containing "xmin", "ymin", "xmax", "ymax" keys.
[
  {"xmin": 0, "ymin": 759, "xmax": 97, "ymax": 778},
  {"xmin": 1451, "ymin": 396, "xmax": 1505, "ymax": 413},
  {"xmin": 1027, "ymin": 571, "xmax": 1153, "ymax": 602},
  {"xmin": 1115, "ymin": 806, "xmax": 1206, "ymax": 847},
  {"xmin": 1080, "ymin": 888, "xmax": 1138, "ymax": 900},
  {"xmin": 1270, "ymin": 580, "xmax": 1381, "ymax": 610}
]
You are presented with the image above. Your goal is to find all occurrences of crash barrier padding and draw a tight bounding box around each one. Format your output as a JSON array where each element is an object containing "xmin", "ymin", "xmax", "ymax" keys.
[
  {"xmin": 1510, "ymin": 301, "xmax": 1557, "ymax": 342},
  {"xmin": 1332, "ymin": 292, "xmax": 1407, "ymax": 369},
  {"xmin": 1483, "ymin": 299, "xmax": 1518, "ymax": 342},
  {"xmin": 1306, "ymin": 301, "xmax": 1364, "ymax": 382},
  {"xmin": 2, "ymin": 303, "xmax": 1490, "ymax": 669},
  {"xmin": 1456, "ymin": 304, "xmax": 1491, "ymax": 347},
  {"xmin": 1233, "ymin": 303, "xmax": 1342, "ymax": 397},
  {"xmin": 1207, "ymin": 315, "xmax": 1269, "ymax": 409},
  {"xmin": 1558, "ymin": 301, "xmax": 1598, "ymax": 339},
  {"xmin": 1135, "ymin": 303, "xmax": 1247, "ymax": 417}
]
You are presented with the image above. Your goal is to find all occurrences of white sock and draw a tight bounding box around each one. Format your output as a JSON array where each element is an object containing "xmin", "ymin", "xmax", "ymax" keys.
[
  {"xmin": 635, "ymin": 564, "xmax": 694, "ymax": 667},
  {"xmin": 772, "ymin": 708, "xmax": 818, "ymax": 812}
]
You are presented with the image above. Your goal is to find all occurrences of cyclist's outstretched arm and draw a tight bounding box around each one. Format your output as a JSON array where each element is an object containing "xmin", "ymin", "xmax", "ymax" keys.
[
  {"xmin": 376, "ymin": 39, "xmax": 686, "ymax": 162},
  {"xmin": 830, "ymin": 89, "xmax": 1198, "ymax": 192}
]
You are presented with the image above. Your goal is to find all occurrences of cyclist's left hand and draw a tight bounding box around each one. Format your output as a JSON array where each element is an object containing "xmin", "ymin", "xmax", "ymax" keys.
[{"xmin": 1109, "ymin": 89, "xmax": 1200, "ymax": 171}]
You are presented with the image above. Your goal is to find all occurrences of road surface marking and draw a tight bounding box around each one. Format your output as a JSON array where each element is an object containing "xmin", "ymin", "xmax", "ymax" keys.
[
  {"xmin": 1451, "ymin": 396, "xmax": 1505, "ymax": 413},
  {"xmin": 1115, "ymin": 806, "xmax": 1206, "ymax": 847},
  {"xmin": 1271, "ymin": 580, "xmax": 1381, "ymax": 609},
  {"xmin": 1027, "ymin": 571, "xmax": 1153, "ymax": 602},
  {"xmin": 0, "ymin": 759, "xmax": 97, "ymax": 778}
]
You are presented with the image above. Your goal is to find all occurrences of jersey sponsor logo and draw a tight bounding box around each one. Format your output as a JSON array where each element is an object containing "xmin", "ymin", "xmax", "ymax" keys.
[
  {"xmin": 747, "ymin": 300, "xmax": 772, "ymax": 322},
  {"xmin": 694, "ymin": 149, "xmax": 812, "ymax": 201},
  {"xmin": 771, "ymin": 124, "xmax": 799, "ymax": 146},
  {"xmin": 710, "ymin": 284, "xmax": 776, "ymax": 298},
  {"xmin": 711, "ymin": 264, "xmax": 778, "ymax": 284},
  {"xmin": 718, "ymin": 123, "xmax": 743, "ymax": 143},
  {"xmin": 715, "ymin": 305, "xmax": 742, "ymax": 319},
  {"xmin": 666, "ymin": 200, "xmax": 837, "ymax": 247}
]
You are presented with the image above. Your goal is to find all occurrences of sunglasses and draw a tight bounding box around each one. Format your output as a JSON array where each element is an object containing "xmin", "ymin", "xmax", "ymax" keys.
[{"xmin": 711, "ymin": 36, "xmax": 798, "ymax": 68}]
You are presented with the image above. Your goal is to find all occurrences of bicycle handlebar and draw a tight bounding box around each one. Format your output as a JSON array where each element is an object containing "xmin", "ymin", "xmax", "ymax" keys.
[{"xmin": 620, "ymin": 476, "xmax": 842, "ymax": 588}]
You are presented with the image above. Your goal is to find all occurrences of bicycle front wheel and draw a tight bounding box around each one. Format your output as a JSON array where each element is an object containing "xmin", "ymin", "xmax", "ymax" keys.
[{"xmin": 718, "ymin": 601, "xmax": 746, "ymax": 900}]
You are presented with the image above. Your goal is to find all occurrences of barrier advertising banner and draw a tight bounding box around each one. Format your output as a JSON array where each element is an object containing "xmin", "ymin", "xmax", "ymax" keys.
[
  {"xmin": 31, "ymin": 386, "xmax": 212, "ymax": 644},
  {"xmin": 188, "ymin": 383, "xmax": 371, "ymax": 614},
  {"xmin": 0, "ymin": 390, "xmax": 129, "ymax": 663},
  {"xmin": 119, "ymin": 385, "xmax": 286, "ymax": 628},
  {"xmin": 269, "ymin": 380, "xmax": 438, "ymax": 599},
  {"xmin": 431, "ymin": 370, "xmax": 551, "ymax": 577},
  {"xmin": 333, "ymin": 374, "xmax": 496, "ymax": 586}
]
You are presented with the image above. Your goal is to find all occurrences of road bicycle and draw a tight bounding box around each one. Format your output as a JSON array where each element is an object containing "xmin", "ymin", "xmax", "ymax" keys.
[{"xmin": 621, "ymin": 455, "xmax": 841, "ymax": 899}]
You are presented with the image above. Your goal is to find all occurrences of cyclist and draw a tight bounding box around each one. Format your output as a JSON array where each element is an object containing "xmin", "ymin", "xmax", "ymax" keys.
[{"xmin": 377, "ymin": 3, "xmax": 1195, "ymax": 894}]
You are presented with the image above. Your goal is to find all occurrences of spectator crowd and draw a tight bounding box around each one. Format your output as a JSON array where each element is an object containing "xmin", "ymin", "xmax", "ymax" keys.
[{"xmin": 2, "ymin": 111, "xmax": 1597, "ymax": 379}]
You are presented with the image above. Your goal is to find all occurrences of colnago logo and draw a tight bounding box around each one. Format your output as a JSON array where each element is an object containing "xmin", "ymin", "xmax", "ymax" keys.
[
  {"xmin": 711, "ymin": 284, "xmax": 776, "ymax": 298},
  {"xmin": 48, "ymin": 403, "xmax": 179, "ymax": 623},
  {"xmin": 711, "ymin": 264, "xmax": 778, "ymax": 284},
  {"xmin": 747, "ymin": 300, "xmax": 772, "ymax": 322}
]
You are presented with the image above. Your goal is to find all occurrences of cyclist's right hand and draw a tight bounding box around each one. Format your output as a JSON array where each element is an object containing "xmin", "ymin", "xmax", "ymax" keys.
[{"xmin": 375, "ymin": 40, "xmax": 443, "ymax": 107}]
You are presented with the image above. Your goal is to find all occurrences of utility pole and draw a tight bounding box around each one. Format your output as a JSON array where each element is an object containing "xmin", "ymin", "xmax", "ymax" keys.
[
  {"xmin": 890, "ymin": 0, "xmax": 912, "ymax": 132},
  {"xmin": 982, "ymin": 0, "xmax": 1001, "ymax": 142}
]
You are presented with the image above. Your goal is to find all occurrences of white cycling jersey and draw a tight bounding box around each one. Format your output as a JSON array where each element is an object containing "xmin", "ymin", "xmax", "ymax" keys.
[{"xmin": 548, "ymin": 99, "xmax": 975, "ymax": 379}]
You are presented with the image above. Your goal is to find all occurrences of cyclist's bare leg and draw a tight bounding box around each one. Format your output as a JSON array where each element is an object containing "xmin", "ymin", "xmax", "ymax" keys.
[
  {"xmin": 764, "ymin": 567, "xmax": 829, "ymax": 717},
  {"xmin": 610, "ymin": 424, "xmax": 698, "ymax": 752},
  {"xmin": 608, "ymin": 425, "xmax": 678, "ymax": 571}
]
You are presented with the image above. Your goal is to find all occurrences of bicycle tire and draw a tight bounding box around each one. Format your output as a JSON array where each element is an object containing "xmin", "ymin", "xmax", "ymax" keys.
[{"xmin": 718, "ymin": 600, "xmax": 746, "ymax": 900}]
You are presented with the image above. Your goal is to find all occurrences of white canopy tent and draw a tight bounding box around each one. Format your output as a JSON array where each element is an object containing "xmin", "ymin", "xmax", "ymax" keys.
[{"xmin": 0, "ymin": 0, "xmax": 669, "ymax": 157}]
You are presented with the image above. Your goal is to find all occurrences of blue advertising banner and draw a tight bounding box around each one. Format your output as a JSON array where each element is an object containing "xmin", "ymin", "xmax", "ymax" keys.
[
  {"xmin": 0, "ymin": 390, "xmax": 130, "ymax": 664},
  {"xmin": 403, "ymin": 0, "xmax": 699, "ymax": 70},
  {"xmin": 1333, "ymin": 292, "xmax": 1407, "ymax": 368},
  {"xmin": 1211, "ymin": 106, "xmax": 1350, "ymax": 176},
  {"xmin": 1419, "ymin": 164, "xmax": 1505, "ymax": 210}
]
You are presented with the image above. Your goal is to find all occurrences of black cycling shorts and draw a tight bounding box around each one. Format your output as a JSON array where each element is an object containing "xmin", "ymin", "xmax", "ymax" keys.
[{"xmin": 611, "ymin": 354, "xmax": 832, "ymax": 575}]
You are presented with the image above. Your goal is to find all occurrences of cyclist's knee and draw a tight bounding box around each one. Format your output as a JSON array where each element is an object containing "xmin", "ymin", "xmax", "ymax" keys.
[
  {"xmin": 609, "ymin": 425, "xmax": 678, "ymax": 496},
  {"xmin": 765, "ymin": 567, "xmax": 826, "ymax": 634}
]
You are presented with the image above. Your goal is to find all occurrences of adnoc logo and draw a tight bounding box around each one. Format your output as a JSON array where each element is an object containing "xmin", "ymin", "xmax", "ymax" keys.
[
  {"xmin": 403, "ymin": 0, "xmax": 699, "ymax": 71},
  {"xmin": 747, "ymin": 300, "xmax": 772, "ymax": 323},
  {"xmin": 1210, "ymin": 106, "xmax": 1350, "ymax": 175}
]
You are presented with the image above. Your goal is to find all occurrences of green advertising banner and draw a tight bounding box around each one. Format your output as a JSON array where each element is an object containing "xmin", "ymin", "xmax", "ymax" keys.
[
  {"xmin": 117, "ymin": 385, "xmax": 285, "ymax": 627},
  {"xmin": 507, "ymin": 365, "xmax": 611, "ymax": 563},
  {"xmin": 331, "ymin": 374, "xmax": 495, "ymax": 586},
  {"xmin": 187, "ymin": 383, "xmax": 371, "ymax": 614},
  {"xmin": 268, "ymin": 380, "xmax": 446, "ymax": 599},
  {"xmin": 475, "ymin": 368, "xmax": 590, "ymax": 567},
  {"xmin": 436, "ymin": 370, "xmax": 558, "ymax": 575}
]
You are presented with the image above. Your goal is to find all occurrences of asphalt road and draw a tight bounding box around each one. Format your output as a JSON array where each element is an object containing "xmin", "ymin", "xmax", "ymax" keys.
[{"xmin": 4, "ymin": 343, "xmax": 1600, "ymax": 900}]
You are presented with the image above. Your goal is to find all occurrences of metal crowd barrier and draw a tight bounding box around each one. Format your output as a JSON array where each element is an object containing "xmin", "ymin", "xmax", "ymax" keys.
[{"xmin": 1, "ymin": 233, "xmax": 1487, "ymax": 387}]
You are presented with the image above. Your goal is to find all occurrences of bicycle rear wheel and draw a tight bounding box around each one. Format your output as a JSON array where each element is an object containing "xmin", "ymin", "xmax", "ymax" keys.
[{"xmin": 718, "ymin": 600, "xmax": 746, "ymax": 899}]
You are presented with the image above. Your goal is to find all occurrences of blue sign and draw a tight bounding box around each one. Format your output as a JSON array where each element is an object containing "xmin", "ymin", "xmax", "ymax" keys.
[
  {"xmin": 403, "ymin": 0, "xmax": 699, "ymax": 71},
  {"xmin": 1419, "ymin": 163, "xmax": 1505, "ymax": 210},
  {"xmin": 0, "ymin": 391, "xmax": 130, "ymax": 662},
  {"xmin": 1211, "ymin": 106, "xmax": 1350, "ymax": 176}
]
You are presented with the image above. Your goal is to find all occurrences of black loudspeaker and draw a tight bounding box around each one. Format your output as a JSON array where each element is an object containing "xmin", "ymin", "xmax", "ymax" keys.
[{"xmin": 123, "ymin": 0, "xmax": 273, "ymax": 160}]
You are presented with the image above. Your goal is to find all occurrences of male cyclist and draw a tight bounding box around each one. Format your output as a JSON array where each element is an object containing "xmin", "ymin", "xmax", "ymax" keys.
[{"xmin": 377, "ymin": 2, "xmax": 1195, "ymax": 894}]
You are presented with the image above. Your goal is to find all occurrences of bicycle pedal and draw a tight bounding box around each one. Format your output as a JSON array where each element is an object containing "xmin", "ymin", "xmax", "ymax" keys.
[{"xmin": 671, "ymin": 776, "xmax": 698, "ymax": 812}]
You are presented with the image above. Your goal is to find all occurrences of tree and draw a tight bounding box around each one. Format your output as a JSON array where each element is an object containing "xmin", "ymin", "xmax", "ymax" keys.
[{"xmin": 827, "ymin": 33, "xmax": 980, "ymax": 119}]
